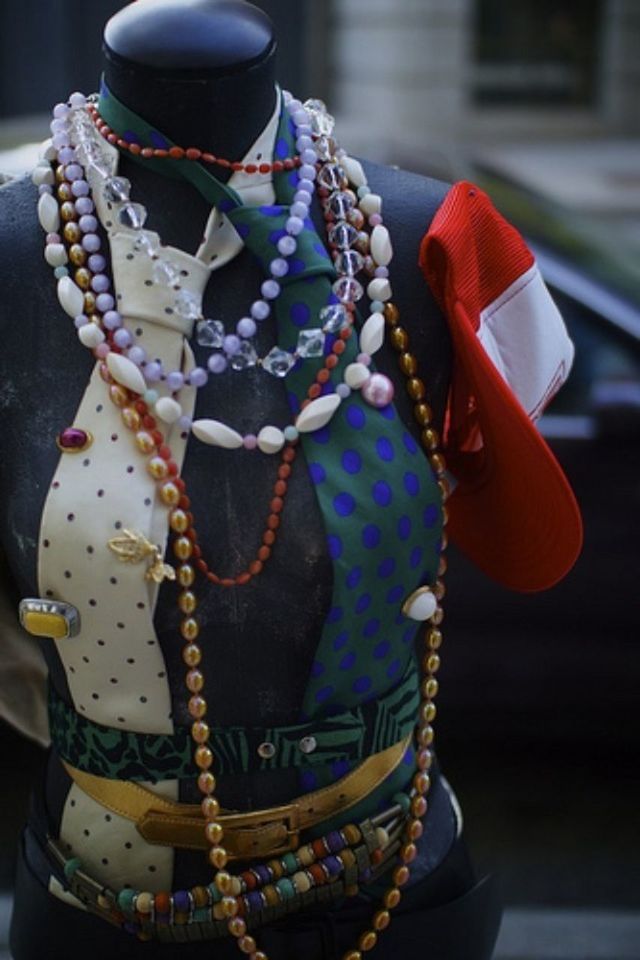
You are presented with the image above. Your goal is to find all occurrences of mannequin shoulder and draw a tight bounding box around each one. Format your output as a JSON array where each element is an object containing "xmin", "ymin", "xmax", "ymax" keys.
[
  {"xmin": 359, "ymin": 159, "xmax": 450, "ymax": 241},
  {"xmin": 0, "ymin": 175, "xmax": 42, "ymax": 271}
]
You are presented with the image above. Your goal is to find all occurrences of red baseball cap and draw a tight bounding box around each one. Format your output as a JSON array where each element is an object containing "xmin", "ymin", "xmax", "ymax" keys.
[{"xmin": 420, "ymin": 182, "xmax": 583, "ymax": 592}]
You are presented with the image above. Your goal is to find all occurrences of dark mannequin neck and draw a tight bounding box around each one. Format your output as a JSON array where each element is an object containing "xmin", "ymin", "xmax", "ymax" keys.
[{"xmin": 102, "ymin": 0, "xmax": 278, "ymax": 165}]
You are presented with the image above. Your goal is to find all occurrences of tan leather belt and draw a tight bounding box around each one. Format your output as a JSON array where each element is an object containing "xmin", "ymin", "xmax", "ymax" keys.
[{"xmin": 63, "ymin": 733, "xmax": 410, "ymax": 860}]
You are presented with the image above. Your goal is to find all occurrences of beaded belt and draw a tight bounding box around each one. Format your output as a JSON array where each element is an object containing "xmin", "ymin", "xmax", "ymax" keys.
[
  {"xmin": 62, "ymin": 734, "xmax": 411, "ymax": 857},
  {"xmin": 46, "ymin": 798, "xmax": 408, "ymax": 943}
]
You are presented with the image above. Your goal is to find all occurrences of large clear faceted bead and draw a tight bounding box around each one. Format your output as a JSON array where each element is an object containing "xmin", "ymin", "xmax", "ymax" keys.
[
  {"xmin": 196, "ymin": 319, "xmax": 225, "ymax": 348},
  {"xmin": 327, "ymin": 191, "xmax": 355, "ymax": 220},
  {"xmin": 297, "ymin": 328, "xmax": 326, "ymax": 358},
  {"xmin": 230, "ymin": 341, "xmax": 258, "ymax": 371},
  {"xmin": 319, "ymin": 303, "xmax": 349, "ymax": 333},
  {"xmin": 332, "ymin": 275, "xmax": 364, "ymax": 304},
  {"xmin": 335, "ymin": 249, "xmax": 364, "ymax": 276},
  {"xmin": 174, "ymin": 289, "xmax": 201, "ymax": 320},
  {"xmin": 103, "ymin": 176, "xmax": 131, "ymax": 202},
  {"xmin": 152, "ymin": 258, "xmax": 180, "ymax": 286},
  {"xmin": 328, "ymin": 221, "xmax": 357, "ymax": 251},
  {"xmin": 118, "ymin": 202, "xmax": 147, "ymax": 230},
  {"xmin": 132, "ymin": 233, "xmax": 160, "ymax": 257},
  {"xmin": 262, "ymin": 347, "xmax": 296, "ymax": 378},
  {"xmin": 304, "ymin": 99, "xmax": 335, "ymax": 137},
  {"xmin": 317, "ymin": 164, "xmax": 346, "ymax": 191},
  {"xmin": 314, "ymin": 136, "xmax": 337, "ymax": 162}
]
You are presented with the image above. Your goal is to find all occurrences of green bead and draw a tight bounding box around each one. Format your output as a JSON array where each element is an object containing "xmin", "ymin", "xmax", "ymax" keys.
[
  {"xmin": 282, "ymin": 852, "xmax": 298, "ymax": 875},
  {"xmin": 207, "ymin": 882, "xmax": 222, "ymax": 903},
  {"xmin": 357, "ymin": 185, "xmax": 370, "ymax": 199},
  {"xmin": 117, "ymin": 888, "xmax": 136, "ymax": 915},
  {"xmin": 276, "ymin": 877, "xmax": 295, "ymax": 900},
  {"xmin": 193, "ymin": 907, "xmax": 209, "ymax": 922},
  {"xmin": 392, "ymin": 791, "xmax": 411, "ymax": 814},
  {"xmin": 283, "ymin": 425, "xmax": 299, "ymax": 442},
  {"xmin": 143, "ymin": 389, "xmax": 158, "ymax": 405},
  {"xmin": 370, "ymin": 300, "xmax": 384, "ymax": 313},
  {"xmin": 54, "ymin": 266, "xmax": 69, "ymax": 279},
  {"xmin": 63, "ymin": 857, "xmax": 81, "ymax": 879}
]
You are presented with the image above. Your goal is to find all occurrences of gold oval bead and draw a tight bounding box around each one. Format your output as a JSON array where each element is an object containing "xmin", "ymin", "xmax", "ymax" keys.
[
  {"xmin": 60, "ymin": 201, "xmax": 77, "ymax": 222},
  {"xmin": 413, "ymin": 400, "xmax": 432, "ymax": 423},
  {"xmin": 179, "ymin": 590, "xmax": 197, "ymax": 614},
  {"xmin": 205, "ymin": 820, "xmax": 224, "ymax": 844},
  {"xmin": 421, "ymin": 427, "xmax": 440, "ymax": 450},
  {"xmin": 215, "ymin": 871, "xmax": 233, "ymax": 895},
  {"xmin": 180, "ymin": 617, "xmax": 199, "ymax": 641},
  {"xmin": 69, "ymin": 243, "xmax": 87, "ymax": 267},
  {"xmin": 188, "ymin": 694, "xmax": 207, "ymax": 719},
  {"xmin": 191, "ymin": 720, "xmax": 209, "ymax": 743},
  {"xmin": 202, "ymin": 796, "xmax": 220, "ymax": 820},
  {"xmin": 55, "ymin": 165, "xmax": 66, "ymax": 184},
  {"xmin": 413, "ymin": 771, "xmax": 431, "ymax": 795},
  {"xmin": 383, "ymin": 887, "xmax": 401, "ymax": 910},
  {"xmin": 411, "ymin": 794, "xmax": 428, "ymax": 818},
  {"xmin": 406, "ymin": 377, "xmax": 426, "ymax": 401},
  {"xmin": 237, "ymin": 935, "xmax": 256, "ymax": 955},
  {"xmin": 400, "ymin": 842, "xmax": 417, "ymax": 864},
  {"xmin": 159, "ymin": 481, "xmax": 181, "ymax": 506},
  {"xmin": 174, "ymin": 536, "xmax": 193, "ymax": 560},
  {"xmin": 426, "ymin": 627, "xmax": 442, "ymax": 650},
  {"xmin": 170, "ymin": 509, "xmax": 189, "ymax": 533},
  {"xmin": 434, "ymin": 580, "xmax": 445, "ymax": 600},
  {"xmin": 221, "ymin": 896, "xmax": 238, "ymax": 918},
  {"xmin": 57, "ymin": 182, "xmax": 73, "ymax": 201},
  {"xmin": 74, "ymin": 267, "xmax": 91, "ymax": 290},
  {"xmin": 121, "ymin": 406, "xmax": 141, "ymax": 431},
  {"xmin": 182, "ymin": 643, "xmax": 201, "ymax": 667},
  {"xmin": 417, "ymin": 723, "xmax": 434, "ymax": 746},
  {"xmin": 389, "ymin": 326, "xmax": 408, "ymax": 351},
  {"xmin": 431, "ymin": 605, "xmax": 444, "ymax": 625},
  {"xmin": 358, "ymin": 931, "xmax": 377, "ymax": 952},
  {"xmin": 398, "ymin": 352, "xmax": 417, "ymax": 376},
  {"xmin": 407, "ymin": 818, "xmax": 424, "ymax": 841},
  {"xmin": 343, "ymin": 951, "xmax": 362, "ymax": 960},
  {"xmin": 437, "ymin": 477, "xmax": 451, "ymax": 501},
  {"xmin": 227, "ymin": 916, "xmax": 246, "ymax": 937},
  {"xmin": 392, "ymin": 865, "xmax": 410, "ymax": 887},
  {"xmin": 429, "ymin": 453, "xmax": 446, "ymax": 476},
  {"xmin": 421, "ymin": 702, "xmax": 437, "ymax": 725},
  {"xmin": 109, "ymin": 384, "xmax": 129, "ymax": 408},
  {"xmin": 198, "ymin": 771, "xmax": 216, "ymax": 795},
  {"xmin": 63, "ymin": 221, "xmax": 81, "ymax": 244},
  {"xmin": 373, "ymin": 909, "xmax": 390, "ymax": 931},
  {"xmin": 425, "ymin": 677, "xmax": 439, "ymax": 698},
  {"xmin": 186, "ymin": 669, "xmax": 204, "ymax": 693},
  {"xmin": 208, "ymin": 846, "xmax": 228, "ymax": 869},
  {"xmin": 425, "ymin": 653, "xmax": 441, "ymax": 674},
  {"xmin": 383, "ymin": 302, "xmax": 400, "ymax": 326},
  {"xmin": 178, "ymin": 563, "xmax": 195, "ymax": 587},
  {"xmin": 147, "ymin": 456, "xmax": 169, "ymax": 481},
  {"xmin": 195, "ymin": 745, "xmax": 213, "ymax": 770},
  {"xmin": 83, "ymin": 292, "xmax": 96, "ymax": 313}
]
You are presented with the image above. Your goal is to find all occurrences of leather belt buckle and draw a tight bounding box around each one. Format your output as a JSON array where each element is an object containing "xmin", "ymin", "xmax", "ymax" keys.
[{"xmin": 221, "ymin": 802, "xmax": 301, "ymax": 859}]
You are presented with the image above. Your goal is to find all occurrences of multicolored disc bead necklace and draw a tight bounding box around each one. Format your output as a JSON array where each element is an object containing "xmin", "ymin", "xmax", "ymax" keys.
[{"xmin": 36, "ymin": 90, "xmax": 451, "ymax": 960}]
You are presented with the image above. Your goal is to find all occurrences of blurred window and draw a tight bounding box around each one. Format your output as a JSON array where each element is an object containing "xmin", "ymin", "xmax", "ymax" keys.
[{"xmin": 473, "ymin": 0, "xmax": 603, "ymax": 107}]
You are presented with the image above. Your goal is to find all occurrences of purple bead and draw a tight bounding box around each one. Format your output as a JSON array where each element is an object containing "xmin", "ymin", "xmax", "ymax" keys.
[
  {"xmin": 75, "ymin": 197, "xmax": 94, "ymax": 215},
  {"xmin": 261, "ymin": 279, "xmax": 280, "ymax": 300},
  {"xmin": 361, "ymin": 372, "xmax": 395, "ymax": 408},
  {"xmin": 53, "ymin": 103, "xmax": 70, "ymax": 120},
  {"xmin": 91, "ymin": 274, "xmax": 110, "ymax": 293},
  {"xmin": 144, "ymin": 360, "xmax": 163, "ymax": 382},
  {"xmin": 287, "ymin": 98, "xmax": 302, "ymax": 113},
  {"xmin": 369, "ymin": 213, "xmax": 383, "ymax": 227},
  {"xmin": 250, "ymin": 300, "xmax": 270, "ymax": 321},
  {"xmin": 113, "ymin": 328, "xmax": 132, "ymax": 348},
  {"xmin": 52, "ymin": 132, "xmax": 69, "ymax": 150},
  {"xmin": 277, "ymin": 236, "xmax": 297, "ymax": 256},
  {"xmin": 326, "ymin": 831, "xmax": 345, "ymax": 853},
  {"xmin": 207, "ymin": 353, "xmax": 227, "ymax": 374},
  {"xmin": 293, "ymin": 189, "xmax": 312, "ymax": 207},
  {"xmin": 127, "ymin": 346, "xmax": 146, "ymax": 366},
  {"xmin": 374, "ymin": 266, "xmax": 389, "ymax": 278},
  {"xmin": 290, "ymin": 202, "xmax": 308, "ymax": 220},
  {"xmin": 166, "ymin": 370, "xmax": 184, "ymax": 391},
  {"xmin": 178, "ymin": 415, "xmax": 192, "ymax": 431},
  {"xmin": 57, "ymin": 147, "xmax": 75, "ymax": 165},
  {"xmin": 79, "ymin": 214, "xmax": 98, "ymax": 234},
  {"xmin": 283, "ymin": 217, "xmax": 304, "ymax": 239},
  {"xmin": 95, "ymin": 292, "xmax": 114, "ymax": 312},
  {"xmin": 336, "ymin": 383, "xmax": 351, "ymax": 399},
  {"xmin": 74, "ymin": 315, "xmax": 88, "ymax": 330},
  {"xmin": 296, "ymin": 135, "xmax": 313, "ymax": 152},
  {"xmin": 297, "ymin": 178, "xmax": 315, "ymax": 194},
  {"xmin": 293, "ymin": 109, "xmax": 309, "ymax": 127},
  {"xmin": 246, "ymin": 892, "xmax": 264, "ymax": 914},
  {"xmin": 82, "ymin": 233, "xmax": 101, "ymax": 253},
  {"xmin": 68, "ymin": 91, "xmax": 86, "ymax": 107},
  {"xmin": 237, "ymin": 317, "xmax": 257, "ymax": 338},
  {"xmin": 243, "ymin": 434, "xmax": 257, "ymax": 449},
  {"xmin": 50, "ymin": 119, "xmax": 67, "ymax": 134},
  {"xmin": 254, "ymin": 865, "xmax": 271, "ymax": 885},
  {"xmin": 296, "ymin": 124, "xmax": 312, "ymax": 137},
  {"xmin": 173, "ymin": 890, "xmax": 190, "ymax": 913},
  {"xmin": 46, "ymin": 233, "xmax": 61, "ymax": 244},
  {"xmin": 223, "ymin": 334, "xmax": 241, "ymax": 356},
  {"xmin": 71, "ymin": 179, "xmax": 89, "ymax": 197},
  {"xmin": 102, "ymin": 310, "xmax": 122, "ymax": 330},
  {"xmin": 87, "ymin": 254, "xmax": 106, "ymax": 273},
  {"xmin": 323, "ymin": 855, "xmax": 343, "ymax": 877},
  {"xmin": 189, "ymin": 367, "xmax": 208, "ymax": 388},
  {"xmin": 58, "ymin": 427, "xmax": 89, "ymax": 449},
  {"xmin": 64, "ymin": 164, "xmax": 83, "ymax": 182},
  {"xmin": 300, "ymin": 149, "xmax": 317, "ymax": 165},
  {"xmin": 38, "ymin": 184, "xmax": 52, "ymax": 196},
  {"xmin": 269, "ymin": 258, "xmax": 289, "ymax": 278}
]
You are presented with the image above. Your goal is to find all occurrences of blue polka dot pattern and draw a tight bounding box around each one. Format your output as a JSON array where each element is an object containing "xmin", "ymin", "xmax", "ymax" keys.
[
  {"xmin": 403, "ymin": 432, "xmax": 418, "ymax": 455},
  {"xmin": 340, "ymin": 651, "xmax": 356, "ymax": 670},
  {"xmin": 341, "ymin": 450, "xmax": 362, "ymax": 475},
  {"xmin": 327, "ymin": 535, "xmax": 343, "ymax": 560},
  {"xmin": 410, "ymin": 546, "xmax": 424, "ymax": 568},
  {"xmin": 333, "ymin": 631, "xmax": 348, "ymax": 651},
  {"xmin": 386, "ymin": 585, "xmax": 405, "ymax": 604},
  {"xmin": 363, "ymin": 618, "xmax": 380, "ymax": 638},
  {"xmin": 290, "ymin": 302, "xmax": 310, "ymax": 327},
  {"xmin": 372, "ymin": 481, "xmax": 392, "ymax": 507},
  {"xmin": 259, "ymin": 205, "xmax": 281, "ymax": 217},
  {"xmin": 345, "ymin": 405, "xmax": 366, "ymax": 430},
  {"xmin": 346, "ymin": 566, "xmax": 362, "ymax": 589},
  {"xmin": 309, "ymin": 462, "xmax": 326, "ymax": 484},
  {"xmin": 150, "ymin": 130, "xmax": 170, "ymax": 150},
  {"xmin": 397, "ymin": 516, "xmax": 411, "ymax": 540},
  {"xmin": 301, "ymin": 769, "xmax": 319, "ymax": 792},
  {"xmin": 404, "ymin": 472, "xmax": 420, "ymax": 496},
  {"xmin": 327, "ymin": 607, "xmax": 343, "ymax": 624},
  {"xmin": 377, "ymin": 557, "xmax": 395, "ymax": 578},
  {"xmin": 334, "ymin": 492, "xmax": 356, "ymax": 517},
  {"xmin": 311, "ymin": 426, "xmax": 331, "ymax": 444},
  {"xmin": 315, "ymin": 686, "xmax": 334, "ymax": 704},
  {"xmin": 362, "ymin": 524, "xmax": 381, "ymax": 549},
  {"xmin": 355, "ymin": 593, "xmax": 372, "ymax": 615},
  {"xmin": 353, "ymin": 676, "xmax": 372, "ymax": 694},
  {"xmin": 288, "ymin": 257, "xmax": 306, "ymax": 277},
  {"xmin": 424, "ymin": 504, "xmax": 439, "ymax": 528},
  {"xmin": 311, "ymin": 661, "xmax": 325, "ymax": 678},
  {"xmin": 376, "ymin": 437, "xmax": 394, "ymax": 461},
  {"xmin": 331, "ymin": 758, "xmax": 351, "ymax": 779},
  {"xmin": 374, "ymin": 639, "xmax": 390, "ymax": 659}
]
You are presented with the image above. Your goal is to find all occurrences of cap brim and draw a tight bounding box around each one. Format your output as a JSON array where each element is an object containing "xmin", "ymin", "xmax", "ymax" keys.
[{"xmin": 445, "ymin": 299, "xmax": 583, "ymax": 592}]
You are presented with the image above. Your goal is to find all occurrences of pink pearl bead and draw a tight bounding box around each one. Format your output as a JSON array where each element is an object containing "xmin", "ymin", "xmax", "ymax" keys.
[
  {"xmin": 95, "ymin": 343, "xmax": 110, "ymax": 359},
  {"xmin": 369, "ymin": 213, "xmax": 383, "ymax": 226},
  {"xmin": 361, "ymin": 372, "xmax": 395, "ymax": 408},
  {"xmin": 243, "ymin": 434, "xmax": 258, "ymax": 450},
  {"xmin": 46, "ymin": 233, "xmax": 61, "ymax": 244},
  {"xmin": 356, "ymin": 353, "xmax": 371, "ymax": 366}
]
